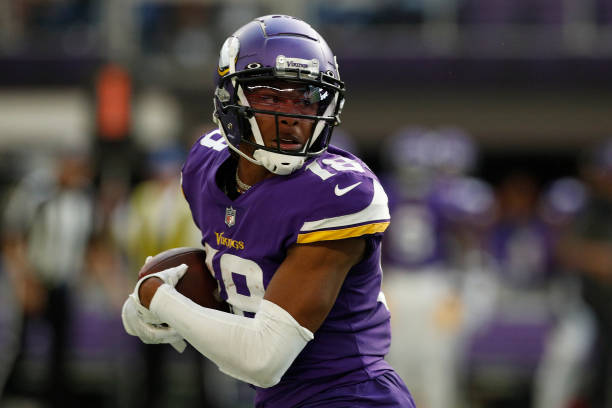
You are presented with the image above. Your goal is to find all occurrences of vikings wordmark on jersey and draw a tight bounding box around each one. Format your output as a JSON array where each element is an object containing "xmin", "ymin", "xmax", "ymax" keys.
[{"xmin": 181, "ymin": 129, "xmax": 394, "ymax": 407}]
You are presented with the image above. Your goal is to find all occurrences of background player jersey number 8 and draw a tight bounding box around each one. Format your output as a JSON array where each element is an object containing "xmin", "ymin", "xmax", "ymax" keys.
[{"xmin": 204, "ymin": 242, "xmax": 265, "ymax": 317}]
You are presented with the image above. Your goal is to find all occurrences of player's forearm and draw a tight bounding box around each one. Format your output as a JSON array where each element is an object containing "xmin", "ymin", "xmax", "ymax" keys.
[{"xmin": 150, "ymin": 284, "xmax": 313, "ymax": 388}]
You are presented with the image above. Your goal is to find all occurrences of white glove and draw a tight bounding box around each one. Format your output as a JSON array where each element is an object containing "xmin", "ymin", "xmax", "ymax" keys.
[
  {"xmin": 121, "ymin": 296, "xmax": 187, "ymax": 352},
  {"xmin": 121, "ymin": 263, "xmax": 189, "ymax": 352}
]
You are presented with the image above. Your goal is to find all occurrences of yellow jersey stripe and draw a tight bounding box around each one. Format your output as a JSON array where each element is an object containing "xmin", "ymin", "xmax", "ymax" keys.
[
  {"xmin": 300, "ymin": 180, "xmax": 389, "ymax": 231},
  {"xmin": 297, "ymin": 222, "xmax": 390, "ymax": 244}
]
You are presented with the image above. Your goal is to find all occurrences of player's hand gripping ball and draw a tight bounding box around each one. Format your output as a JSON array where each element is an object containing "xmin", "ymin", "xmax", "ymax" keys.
[{"xmin": 139, "ymin": 247, "xmax": 227, "ymax": 311}]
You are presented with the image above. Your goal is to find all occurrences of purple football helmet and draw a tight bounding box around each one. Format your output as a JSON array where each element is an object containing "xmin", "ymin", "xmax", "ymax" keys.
[
  {"xmin": 539, "ymin": 177, "xmax": 587, "ymax": 226},
  {"xmin": 384, "ymin": 126, "xmax": 476, "ymax": 178},
  {"xmin": 213, "ymin": 15, "xmax": 345, "ymax": 175}
]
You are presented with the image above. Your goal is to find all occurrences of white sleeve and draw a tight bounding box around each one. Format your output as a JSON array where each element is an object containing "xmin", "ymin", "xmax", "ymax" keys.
[{"xmin": 150, "ymin": 284, "xmax": 314, "ymax": 388}]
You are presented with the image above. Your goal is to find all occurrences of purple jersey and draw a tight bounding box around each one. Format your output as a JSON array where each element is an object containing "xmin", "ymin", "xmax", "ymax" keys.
[
  {"xmin": 382, "ymin": 175, "xmax": 495, "ymax": 270},
  {"xmin": 487, "ymin": 218, "xmax": 556, "ymax": 287},
  {"xmin": 181, "ymin": 130, "xmax": 395, "ymax": 407},
  {"xmin": 382, "ymin": 175, "xmax": 446, "ymax": 268}
]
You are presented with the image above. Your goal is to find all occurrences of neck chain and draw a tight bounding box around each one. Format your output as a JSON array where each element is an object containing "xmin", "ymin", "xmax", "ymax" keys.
[{"xmin": 235, "ymin": 170, "xmax": 252, "ymax": 193}]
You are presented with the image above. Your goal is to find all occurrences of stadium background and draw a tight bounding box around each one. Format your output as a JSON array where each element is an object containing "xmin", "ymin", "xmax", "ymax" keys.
[{"xmin": 1, "ymin": 1, "xmax": 611, "ymax": 407}]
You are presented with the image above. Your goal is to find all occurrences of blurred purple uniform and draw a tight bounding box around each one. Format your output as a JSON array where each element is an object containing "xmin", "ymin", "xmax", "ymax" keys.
[
  {"xmin": 381, "ymin": 175, "xmax": 447, "ymax": 269},
  {"xmin": 382, "ymin": 175, "xmax": 494, "ymax": 270},
  {"xmin": 181, "ymin": 130, "xmax": 414, "ymax": 407}
]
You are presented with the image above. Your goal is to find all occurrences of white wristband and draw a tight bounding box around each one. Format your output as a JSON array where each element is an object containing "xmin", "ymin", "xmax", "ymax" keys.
[{"xmin": 150, "ymin": 284, "xmax": 313, "ymax": 388}]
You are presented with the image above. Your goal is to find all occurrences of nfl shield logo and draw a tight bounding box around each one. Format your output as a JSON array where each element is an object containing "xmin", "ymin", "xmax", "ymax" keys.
[{"xmin": 225, "ymin": 207, "xmax": 236, "ymax": 227}]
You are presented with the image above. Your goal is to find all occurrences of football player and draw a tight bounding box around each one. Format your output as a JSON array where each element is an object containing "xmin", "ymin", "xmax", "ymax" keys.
[
  {"xmin": 380, "ymin": 126, "xmax": 494, "ymax": 408},
  {"xmin": 121, "ymin": 15, "xmax": 415, "ymax": 407}
]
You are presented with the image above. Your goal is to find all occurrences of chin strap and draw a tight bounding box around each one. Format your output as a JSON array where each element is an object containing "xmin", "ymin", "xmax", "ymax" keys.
[{"xmin": 253, "ymin": 149, "xmax": 305, "ymax": 175}]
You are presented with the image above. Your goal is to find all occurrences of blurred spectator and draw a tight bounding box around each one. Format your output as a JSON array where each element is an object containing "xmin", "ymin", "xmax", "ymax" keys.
[
  {"xmin": 57, "ymin": 233, "xmax": 133, "ymax": 406},
  {"xmin": 125, "ymin": 144, "xmax": 202, "ymax": 272},
  {"xmin": 317, "ymin": 0, "xmax": 424, "ymax": 25},
  {"xmin": 15, "ymin": 0, "xmax": 101, "ymax": 56},
  {"xmin": 138, "ymin": 3, "xmax": 214, "ymax": 69},
  {"xmin": 83, "ymin": 233, "xmax": 129, "ymax": 313},
  {"xmin": 488, "ymin": 172, "xmax": 555, "ymax": 288},
  {"xmin": 558, "ymin": 138, "xmax": 612, "ymax": 408},
  {"xmin": 0, "ymin": 256, "xmax": 22, "ymax": 398},
  {"xmin": 1, "ymin": 154, "xmax": 56, "ymax": 314},
  {"xmin": 94, "ymin": 167, "xmax": 132, "ymax": 249},
  {"xmin": 3, "ymin": 147, "xmax": 95, "ymax": 406},
  {"xmin": 0, "ymin": 154, "xmax": 55, "ymax": 399}
]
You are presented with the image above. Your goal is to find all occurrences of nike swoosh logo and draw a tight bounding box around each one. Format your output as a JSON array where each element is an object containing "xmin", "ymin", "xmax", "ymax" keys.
[{"xmin": 334, "ymin": 182, "xmax": 362, "ymax": 196}]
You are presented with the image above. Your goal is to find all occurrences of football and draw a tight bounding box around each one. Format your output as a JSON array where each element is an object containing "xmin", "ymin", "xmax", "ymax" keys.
[{"xmin": 138, "ymin": 247, "xmax": 227, "ymax": 311}]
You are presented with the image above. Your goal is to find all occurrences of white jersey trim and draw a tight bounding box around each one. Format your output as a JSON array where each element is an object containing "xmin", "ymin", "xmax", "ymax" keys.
[{"xmin": 299, "ymin": 179, "xmax": 390, "ymax": 233}]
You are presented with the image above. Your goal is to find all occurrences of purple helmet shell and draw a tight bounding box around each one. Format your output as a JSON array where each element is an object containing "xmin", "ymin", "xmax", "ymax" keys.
[
  {"xmin": 539, "ymin": 177, "xmax": 587, "ymax": 225},
  {"xmin": 215, "ymin": 15, "xmax": 339, "ymax": 86}
]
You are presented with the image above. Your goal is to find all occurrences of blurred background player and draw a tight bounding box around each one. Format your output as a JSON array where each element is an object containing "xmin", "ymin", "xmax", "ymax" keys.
[
  {"xmin": 461, "ymin": 170, "xmax": 559, "ymax": 406},
  {"xmin": 557, "ymin": 138, "xmax": 612, "ymax": 408},
  {"xmin": 380, "ymin": 126, "xmax": 495, "ymax": 408},
  {"xmin": 532, "ymin": 176, "xmax": 594, "ymax": 408}
]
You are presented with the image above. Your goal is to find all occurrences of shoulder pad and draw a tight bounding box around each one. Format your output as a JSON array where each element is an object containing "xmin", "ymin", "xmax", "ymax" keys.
[{"xmin": 295, "ymin": 154, "xmax": 390, "ymax": 243}]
